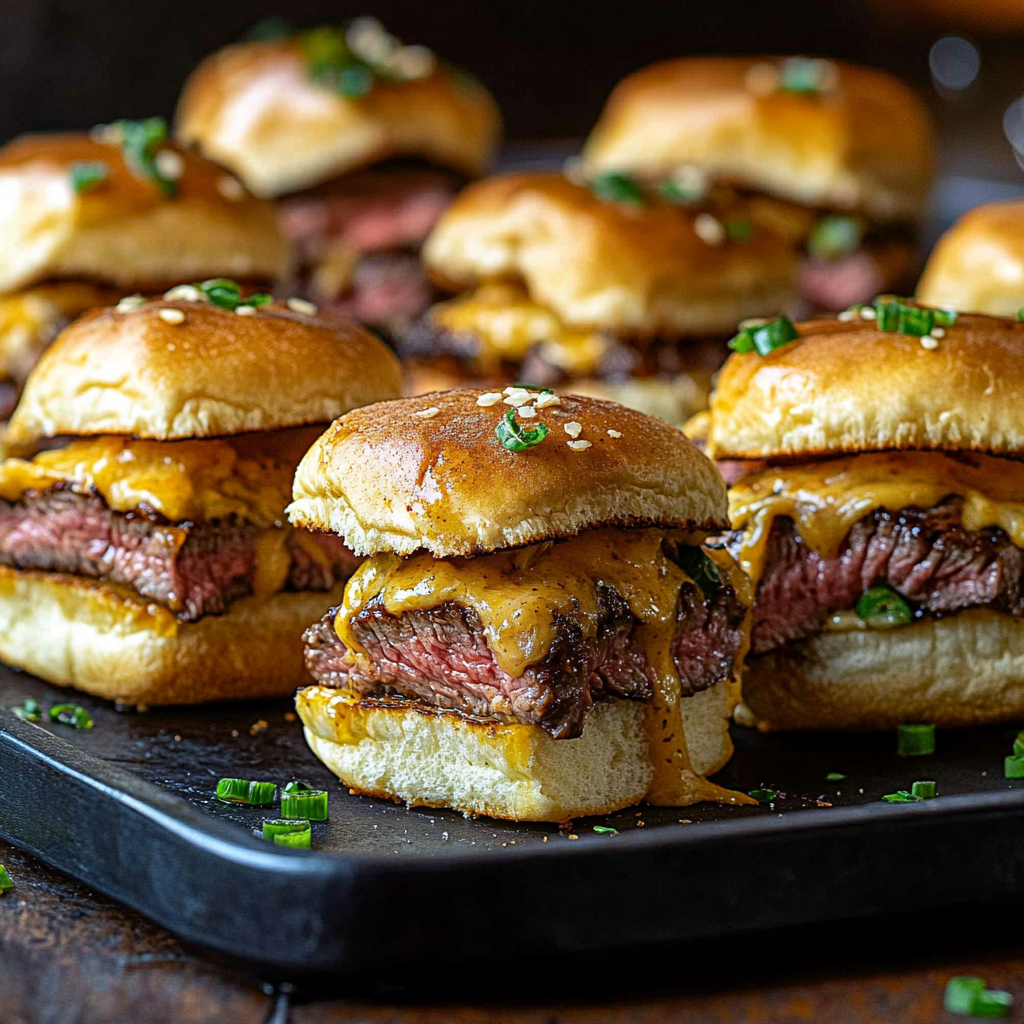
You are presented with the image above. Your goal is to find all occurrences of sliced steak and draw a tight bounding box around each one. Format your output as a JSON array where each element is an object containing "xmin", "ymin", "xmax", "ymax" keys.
[
  {"xmin": 304, "ymin": 572, "xmax": 744, "ymax": 739},
  {"xmin": 741, "ymin": 501, "xmax": 1024, "ymax": 655}
]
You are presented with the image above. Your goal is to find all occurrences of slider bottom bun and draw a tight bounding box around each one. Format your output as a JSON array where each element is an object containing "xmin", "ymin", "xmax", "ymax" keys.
[
  {"xmin": 742, "ymin": 608, "xmax": 1024, "ymax": 731},
  {"xmin": 297, "ymin": 686, "xmax": 654, "ymax": 821},
  {"xmin": 0, "ymin": 567, "xmax": 345, "ymax": 705}
]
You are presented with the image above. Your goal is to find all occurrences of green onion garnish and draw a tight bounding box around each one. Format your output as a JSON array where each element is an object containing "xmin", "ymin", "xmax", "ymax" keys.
[
  {"xmin": 944, "ymin": 977, "xmax": 1014, "ymax": 1017},
  {"xmin": 280, "ymin": 788, "xmax": 329, "ymax": 821},
  {"xmin": 1018, "ymin": 309, "xmax": 1024, "ymax": 323},
  {"xmin": 511, "ymin": 382, "xmax": 554, "ymax": 393},
  {"xmin": 49, "ymin": 704, "xmax": 92, "ymax": 730},
  {"xmin": 592, "ymin": 826, "xmax": 618, "ymax": 835},
  {"xmin": 12, "ymin": 698, "xmax": 41, "ymax": 722},
  {"xmin": 882, "ymin": 791, "xmax": 917, "ymax": 803},
  {"xmin": 101, "ymin": 118, "xmax": 178, "ymax": 198},
  {"xmin": 70, "ymin": 160, "xmax": 109, "ymax": 194},
  {"xmin": 192, "ymin": 279, "xmax": 272, "ymax": 312},
  {"xmin": 855, "ymin": 586, "xmax": 912, "ymax": 628},
  {"xmin": 589, "ymin": 171, "xmax": 646, "ymax": 206},
  {"xmin": 495, "ymin": 407, "xmax": 549, "ymax": 452},
  {"xmin": 657, "ymin": 179, "xmax": 702, "ymax": 205},
  {"xmin": 934, "ymin": 307, "xmax": 959, "ymax": 326},
  {"xmin": 969, "ymin": 991, "xmax": 1013, "ymax": 1018},
  {"xmin": 807, "ymin": 216, "xmax": 862, "ymax": 260},
  {"xmin": 897, "ymin": 722, "xmax": 936, "ymax": 757},
  {"xmin": 911, "ymin": 780, "xmax": 936, "ymax": 799},
  {"xmin": 1013, "ymin": 731, "xmax": 1024, "ymax": 757},
  {"xmin": 725, "ymin": 219, "xmax": 754, "ymax": 243},
  {"xmin": 825, "ymin": 772, "xmax": 846, "ymax": 782},
  {"xmin": 262, "ymin": 819, "xmax": 312, "ymax": 848},
  {"xmin": 749, "ymin": 789, "xmax": 775, "ymax": 804},
  {"xmin": 1004, "ymin": 755, "xmax": 1024, "ymax": 779},
  {"xmin": 676, "ymin": 546, "xmax": 724, "ymax": 598},
  {"xmin": 215, "ymin": 778, "xmax": 278, "ymax": 806},
  {"xmin": 728, "ymin": 315, "xmax": 799, "ymax": 356},
  {"xmin": 778, "ymin": 57, "xmax": 834, "ymax": 95},
  {"xmin": 0, "ymin": 864, "xmax": 11, "ymax": 894},
  {"xmin": 283, "ymin": 780, "xmax": 316, "ymax": 793},
  {"xmin": 866, "ymin": 296, "xmax": 957, "ymax": 337}
]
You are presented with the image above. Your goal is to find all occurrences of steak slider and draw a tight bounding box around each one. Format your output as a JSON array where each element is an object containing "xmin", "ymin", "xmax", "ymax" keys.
[
  {"xmin": 705, "ymin": 298, "xmax": 1024, "ymax": 730},
  {"xmin": 290, "ymin": 389, "xmax": 753, "ymax": 821},
  {"xmin": 0, "ymin": 285, "xmax": 401, "ymax": 705},
  {"xmin": 0, "ymin": 123, "xmax": 291, "ymax": 419},
  {"xmin": 176, "ymin": 18, "xmax": 501, "ymax": 333},
  {"xmin": 402, "ymin": 172, "xmax": 797, "ymax": 425},
  {"xmin": 582, "ymin": 57, "xmax": 933, "ymax": 312}
]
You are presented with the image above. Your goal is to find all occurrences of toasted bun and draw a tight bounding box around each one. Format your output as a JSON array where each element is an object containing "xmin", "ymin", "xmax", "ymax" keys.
[
  {"xmin": 289, "ymin": 389, "xmax": 727, "ymax": 557},
  {"xmin": 0, "ymin": 133, "xmax": 291, "ymax": 294},
  {"xmin": 706, "ymin": 311, "xmax": 1024, "ymax": 461},
  {"xmin": 742, "ymin": 609, "xmax": 1024, "ymax": 731},
  {"xmin": 176, "ymin": 37, "xmax": 501, "ymax": 198},
  {"xmin": 0, "ymin": 567, "xmax": 344, "ymax": 704},
  {"xmin": 583, "ymin": 57, "xmax": 933, "ymax": 224},
  {"xmin": 422, "ymin": 173, "xmax": 797, "ymax": 337},
  {"xmin": 917, "ymin": 200, "xmax": 1024, "ymax": 316},
  {"xmin": 7, "ymin": 297, "xmax": 403, "ymax": 444}
]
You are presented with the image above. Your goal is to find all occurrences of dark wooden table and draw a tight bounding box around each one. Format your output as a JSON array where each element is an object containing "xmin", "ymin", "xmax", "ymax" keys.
[{"xmin": 4, "ymin": 835, "xmax": 1024, "ymax": 1024}]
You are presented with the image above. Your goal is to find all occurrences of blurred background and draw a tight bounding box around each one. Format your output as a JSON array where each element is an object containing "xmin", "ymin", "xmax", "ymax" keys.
[{"xmin": 2, "ymin": 0, "xmax": 1023, "ymax": 226}]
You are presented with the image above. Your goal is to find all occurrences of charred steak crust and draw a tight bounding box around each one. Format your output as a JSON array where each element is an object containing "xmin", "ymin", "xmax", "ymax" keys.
[
  {"xmin": 739, "ymin": 500, "xmax": 1024, "ymax": 656},
  {"xmin": 303, "ymin": 575, "xmax": 744, "ymax": 740},
  {"xmin": 0, "ymin": 487, "xmax": 352, "ymax": 621}
]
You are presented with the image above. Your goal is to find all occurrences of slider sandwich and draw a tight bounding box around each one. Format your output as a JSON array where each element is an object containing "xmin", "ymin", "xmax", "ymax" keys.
[
  {"xmin": 705, "ymin": 299, "xmax": 1024, "ymax": 730},
  {"xmin": 0, "ymin": 122, "xmax": 291, "ymax": 420},
  {"xmin": 583, "ymin": 57, "xmax": 934, "ymax": 313},
  {"xmin": 402, "ymin": 172, "xmax": 797, "ymax": 425},
  {"xmin": 176, "ymin": 17, "xmax": 501, "ymax": 334},
  {"xmin": 290, "ymin": 389, "xmax": 754, "ymax": 821},
  {"xmin": 0, "ymin": 284, "xmax": 401, "ymax": 705}
]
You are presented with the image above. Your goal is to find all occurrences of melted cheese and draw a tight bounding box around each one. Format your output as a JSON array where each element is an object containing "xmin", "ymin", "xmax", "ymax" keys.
[
  {"xmin": 430, "ymin": 283, "xmax": 611, "ymax": 376},
  {"xmin": 337, "ymin": 528, "xmax": 754, "ymax": 806},
  {"xmin": 0, "ymin": 435, "xmax": 294, "ymax": 528},
  {"xmin": 729, "ymin": 451, "xmax": 1024, "ymax": 583}
]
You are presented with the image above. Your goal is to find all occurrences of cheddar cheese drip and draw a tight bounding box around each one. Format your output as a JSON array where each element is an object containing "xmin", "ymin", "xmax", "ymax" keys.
[
  {"xmin": 337, "ymin": 528, "xmax": 751, "ymax": 807},
  {"xmin": 0, "ymin": 435, "xmax": 294, "ymax": 528},
  {"xmin": 729, "ymin": 451, "xmax": 1024, "ymax": 584},
  {"xmin": 429, "ymin": 282, "xmax": 610, "ymax": 376}
]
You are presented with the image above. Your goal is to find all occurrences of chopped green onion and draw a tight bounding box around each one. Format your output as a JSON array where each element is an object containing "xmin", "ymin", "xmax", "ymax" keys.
[
  {"xmin": 592, "ymin": 826, "xmax": 618, "ymax": 834},
  {"xmin": 728, "ymin": 315, "xmax": 799, "ymax": 356},
  {"xmin": 0, "ymin": 864, "xmax": 11, "ymax": 894},
  {"xmin": 725, "ymin": 219, "xmax": 754, "ymax": 243},
  {"xmin": 249, "ymin": 293, "xmax": 273, "ymax": 306},
  {"xmin": 1014, "ymin": 731, "xmax": 1024, "ymax": 757},
  {"xmin": 882, "ymin": 790, "xmax": 916, "ymax": 803},
  {"xmin": 911, "ymin": 780, "xmax": 936, "ymax": 799},
  {"xmin": 934, "ymin": 307, "xmax": 958, "ymax": 327},
  {"xmin": 512, "ymin": 382, "xmax": 554, "ymax": 393},
  {"xmin": 280, "ymin": 788, "xmax": 329, "ymax": 821},
  {"xmin": 1018, "ymin": 309, "xmax": 1024, "ymax": 323},
  {"xmin": 589, "ymin": 172, "xmax": 646, "ymax": 206},
  {"xmin": 676, "ymin": 546, "xmax": 723, "ymax": 598},
  {"xmin": 749, "ymin": 789, "xmax": 775, "ymax": 804},
  {"xmin": 102, "ymin": 118, "xmax": 178, "ymax": 198},
  {"xmin": 658, "ymin": 179, "xmax": 702, "ymax": 204},
  {"xmin": 807, "ymin": 216, "xmax": 862, "ymax": 260},
  {"xmin": 70, "ymin": 160, "xmax": 109, "ymax": 194},
  {"xmin": 855, "ymin": 586, "xmax": 912, "ymax": 628},
  {"xmin": 302, "ymin": 26, "xmax": 378, "ymax": 97},
  {"xmin": 49, "ymin": 704, "xmax": 93, "ymax": 730},
  {"xmin": 897, "ymin": 722, "xmax": 936, "ymax": 757},
  {"xmin": 198, "ymin": 278, "xmax": 242, "ymax": 309},
  {"xmin": 1005, "ymin": 754, "xmax": 1024, "ymax": 779},
  {"xmin": 262, "ymin": 819, "xmax": 311, "ymax": 848},
  {"xmin": 12, "ymin": 698, "xmax": 41, "ymax": 722},
  {"xmin": 870, "ymin": 295, "xmax": 950, "ymax": 338},
  {"xmin": 495, "ymin": 407, "xmax": 549, "ymax": 452},
  {"xmin": 825, "ymin": 772, "xmax": 846, "ymax": 782},
  {"xmin": 969, "ymin": 991, "xmax": 1013, "ymax": 1018},
  {"xmin": 215, "ymin": 778, "xmax": 278, "ymax": 806},
  {"xmin": 945, "ymin": 978, "xmax": 989, "ymax": 1014},
  {"xmin": 778, "ymin": 56, "xmax": 834, "ymax": 95},
  {"xmin": 283, "ymin": 780, "xmax": 316, "ymax": 794}
]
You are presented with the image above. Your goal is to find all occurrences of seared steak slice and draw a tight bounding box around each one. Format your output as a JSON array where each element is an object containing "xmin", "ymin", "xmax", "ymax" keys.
[{"xmin": 741, "ymin": 501, "xmax": 1024, "ymax": 655}]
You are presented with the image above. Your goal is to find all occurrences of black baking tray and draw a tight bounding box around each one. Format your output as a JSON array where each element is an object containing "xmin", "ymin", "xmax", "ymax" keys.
[{"xmin": 4, "ymin": 666, "xmax": 1024, "ymax": 979}]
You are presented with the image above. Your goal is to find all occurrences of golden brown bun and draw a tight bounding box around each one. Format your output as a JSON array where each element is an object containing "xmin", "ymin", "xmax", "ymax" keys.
[
  {"xmin": 0, "ymin": 567, "xmax": 344, "ymax": 704},
  {"xmin": 422, "ymin": 173, "xmax": 798, "ymax": 337},
  {"xmin": 741, "ymin": 609, "xmax": 1024, "ymax": 731},
  {"xmin": 289, "ymin": 389, "xmax": 728, "ymax": 557},
  {"xmin": 917, "ymin": 200, "xmax": 1024, "ymax": 316},
  {"xmin": 583, "ymin": 57, "xmax": 933, "ymax": 224},
  {"xmin": 7, "ymin": 297, "xmax": 403, "ymax": 444},
  {"xmin": 706, "ymin": 312, "xmax": 1024, "ymax": 461},
  {"xmin": 0, "ymin": 133, "xmax": 292, "ymax": 294},
  {"xmin": 176, "ymin": 38, "xmax": 501, "ymax": 198}
]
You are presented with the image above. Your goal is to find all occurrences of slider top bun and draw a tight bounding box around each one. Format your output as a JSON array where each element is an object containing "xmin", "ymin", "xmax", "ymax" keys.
[
  {"xmin": 422, "ymin": 172, "xmax": 797, "ymax": 337},
  {"xmin": 175, "ymin": 28, "xmax": 502, "ymax": 199},
  {"xmin": 707, "ymin": 309, "xmax": 1024, "ymax": 461},
  {"xmin": 582, "ymin": 57, "xmax": 933, "ymax": 224},
  {"xmin": 917, "ymin": 200, "xmax": 1024, "ymax": 316},
  {"xmin": 8, "ymin": 295, "xmax": 402, "ymax": 445},
  {"xmin": 289, "ymin": 389, "xmax": 728, "ymax": 557},
  {"xmin": 0, "ymin": 131, "xmax": 292, "ymax": 295}
]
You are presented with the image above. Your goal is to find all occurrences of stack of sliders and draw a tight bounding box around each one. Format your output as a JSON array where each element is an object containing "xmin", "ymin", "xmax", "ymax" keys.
[
  {"xmin": 702, "ymin": 299, "xmax": 1024, "ymax": 730},
  {"xmin": 917, "ymin": 199, "xmax": 1024, "ymax": 316},
  {"xmin": 176, "ymin": 17, "xmax": 501, "ymax": 335},
  {"xmin": 0, "ymin": 120, "xmax": 291, "ymax": 422},
  {"xmin": 0, "ymin": 284, "xmax": 401, "ymax": 705},
  {"xmin": 288, "ymin": 388, "xmax": 755, "ymax": 821},
  {"xmin": 582, "ymin": 56, "xmax": 934, "ymax": 313},
  {"xmin": 399, "ymin": 172, "xmax": 797, "ymax": 425}
]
